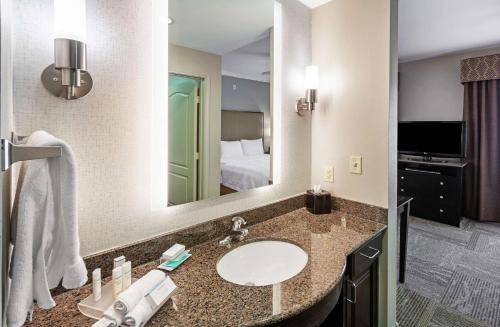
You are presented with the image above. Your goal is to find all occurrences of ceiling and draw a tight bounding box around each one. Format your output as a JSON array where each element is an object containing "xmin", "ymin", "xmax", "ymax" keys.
[
  {"xmin": 296, "ymin": 0, "xmax": 332, "ymax": 8},
  {"xmin": 169, "ymin": 0, "xmax": 273, "ymax": 55},
  {"xmin": 399, "ymin": 0, "xmax": 500, "ymax": 62},
  {"xmin": 222, "ymin": 36, "xmax": 271, "ymax": 82}
]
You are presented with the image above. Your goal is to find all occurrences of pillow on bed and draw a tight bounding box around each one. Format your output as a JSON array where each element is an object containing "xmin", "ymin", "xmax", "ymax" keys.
[
  {"xmin": 241, "ymin": 139, "xmax": 264, "ymax": 156},
  {"xmin": 221, "ymin": 141, "xmax": 244, "ymax": 159}
]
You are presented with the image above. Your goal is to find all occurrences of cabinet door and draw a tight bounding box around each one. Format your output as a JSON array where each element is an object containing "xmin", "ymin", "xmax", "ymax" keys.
[{"xmin": 345, "ymin": 266, "xmax": 378, "ymax": 327}]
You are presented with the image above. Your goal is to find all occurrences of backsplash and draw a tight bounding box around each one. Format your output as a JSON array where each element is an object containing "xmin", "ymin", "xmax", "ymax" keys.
[{"xmin": 81, "ymin": 194, "xmax": 386, "ymax": 281}]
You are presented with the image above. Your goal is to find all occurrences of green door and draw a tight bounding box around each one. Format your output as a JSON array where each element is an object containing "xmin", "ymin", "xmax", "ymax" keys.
[{"xmin": 168, "ymin": 75, "xmax": 198, "ymax": 206}]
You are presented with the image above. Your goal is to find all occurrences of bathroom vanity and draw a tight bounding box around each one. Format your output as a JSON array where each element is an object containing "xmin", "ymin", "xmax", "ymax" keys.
[{"xmin": 25, "ymin": 199, "xmax": 386, "ymax": 327}]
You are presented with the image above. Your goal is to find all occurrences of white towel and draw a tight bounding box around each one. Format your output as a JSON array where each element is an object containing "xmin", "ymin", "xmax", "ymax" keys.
[
  {"xmin": 123, "ymin": 297, "xmax": 152, "ymax": 327},
  {"xmin": 103, "ymin": 307, "xmax": 124, "ymax": 327},
  {"xmin": 114, "ymin": 270, "xmax": 165, "ymax": 313},
  {"xmin": 92, "ymin": 317, "xmax": 116, "ymax": 327},
  {"xmin": 7, "ymin": 131, "xmax": 88, "ymax": 327}
]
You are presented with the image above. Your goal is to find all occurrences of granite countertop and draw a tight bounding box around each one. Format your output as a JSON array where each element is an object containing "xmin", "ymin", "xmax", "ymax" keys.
[{"xmin": 26, "ymin": 208, "xmax": 386, "ymax": 327}]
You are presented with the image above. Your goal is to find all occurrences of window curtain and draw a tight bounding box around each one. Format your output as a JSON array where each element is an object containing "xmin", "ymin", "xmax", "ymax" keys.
[{"xmin": 462, "ymin": 74, "xmax": 500, "ymax": 222}]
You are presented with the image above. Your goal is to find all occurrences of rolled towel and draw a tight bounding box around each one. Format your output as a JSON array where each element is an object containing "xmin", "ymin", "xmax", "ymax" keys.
[
  {"xmin": 102, "ymin": 306, "xmax": 124, "ymax": 327},
  {"xmin": 114, "ymin": 270, "xmax": 165, "ymax": 314},
  {"xmin": 123, "ymin": 297, "xmax": 152, "ymax": 327},
  {"xmin": 92, "ymin": 317, "xmax": 116, "ymax": 327}
]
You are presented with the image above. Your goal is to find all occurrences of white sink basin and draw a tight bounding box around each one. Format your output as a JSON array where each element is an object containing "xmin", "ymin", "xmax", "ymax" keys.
[{"xmin": 216, "ymin": 240, "xmax": 308, "ymax": 286}]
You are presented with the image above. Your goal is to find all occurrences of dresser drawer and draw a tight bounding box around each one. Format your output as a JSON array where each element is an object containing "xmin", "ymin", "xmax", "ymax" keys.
[
  {"xmin": 348, "ymin": 233, "xmax": 383, "ymax": 280},
  {"xmin": 399, "ymin": 172, "xmax": 459, "ymax": 200},
  {"xmin": 411, "ymin": 199, "xmax": 460, "ymax": 226}
]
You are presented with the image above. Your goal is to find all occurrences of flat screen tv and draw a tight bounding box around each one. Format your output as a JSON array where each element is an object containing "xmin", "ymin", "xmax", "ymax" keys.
[{"xmin": 398, "ymin": 121, "xmax": 465, "ymax": 158}]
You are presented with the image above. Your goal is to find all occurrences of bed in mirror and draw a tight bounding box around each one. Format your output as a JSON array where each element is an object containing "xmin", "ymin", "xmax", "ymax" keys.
[{"xmin": 168, "ymin": 0, "xmax": 274, "ymax": 206}]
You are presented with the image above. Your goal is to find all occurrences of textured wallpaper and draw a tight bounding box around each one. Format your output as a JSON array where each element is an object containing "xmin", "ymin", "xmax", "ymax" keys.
[{"xmin": 12, "ymin": 0, "xmax": 312, "ymax": 256}]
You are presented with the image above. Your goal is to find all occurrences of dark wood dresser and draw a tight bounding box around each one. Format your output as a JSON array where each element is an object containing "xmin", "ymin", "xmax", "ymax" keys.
[{"xmin": 397, "ymin": 159, "xmax": 467, "ymax": 227}]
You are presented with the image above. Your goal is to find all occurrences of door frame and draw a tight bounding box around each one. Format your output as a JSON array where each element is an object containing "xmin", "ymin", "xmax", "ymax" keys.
[
  {"xmin": 0, "ymin": 0, "xmax": 14, "ymax": 324},
  {"xmin": 168, "ymin": 72, "xmax": 206, "ymax": 202}
]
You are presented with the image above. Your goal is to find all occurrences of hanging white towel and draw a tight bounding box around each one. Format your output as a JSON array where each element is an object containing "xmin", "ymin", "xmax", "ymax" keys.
[{"xmin": 7, "ymin": 131, "xmax": 87, "ymax": 327}]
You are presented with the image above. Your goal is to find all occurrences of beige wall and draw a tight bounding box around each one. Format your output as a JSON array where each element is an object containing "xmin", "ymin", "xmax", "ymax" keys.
[
  {"xmin": 399, "ymin": 46, "xmax": 500, "ymax": 121},
  {"xmin": 311, "ymin": 1, "xmax": 393, "ymax": 325},
  {"xmin": 311, "ymin": 0, "xmax": 390, "ymax": 208},
  {"xmin": 11, "ymin": 0, "xmax": 312, "ymax": 256},
  {"xmin": 169, "ymin": 44, "xmax": 222, "ymax": 199}
]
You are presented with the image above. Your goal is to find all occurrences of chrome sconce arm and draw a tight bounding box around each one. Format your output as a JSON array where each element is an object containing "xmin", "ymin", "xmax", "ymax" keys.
[
  {"xmin": 41, "ymin": 0, "xmax": 93, "ymax": 100},
  {"xmin": 296, "ymin": 89, "xmax": 318, "ymax": 115},
  {"xmin": 42, "ymin": 39, "xmax": 93, "ymax": 100},
  {"xmin": 296, "ymin": 65, "xmax": 319, "ymax": 116}
]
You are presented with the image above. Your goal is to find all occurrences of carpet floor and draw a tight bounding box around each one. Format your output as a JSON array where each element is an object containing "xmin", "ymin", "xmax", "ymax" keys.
[{"xmin": 397, "ymin": 216, "xmax": 500, "ymax": 327}]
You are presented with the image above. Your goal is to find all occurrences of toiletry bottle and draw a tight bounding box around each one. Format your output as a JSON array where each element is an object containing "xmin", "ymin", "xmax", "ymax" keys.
[
  {"xmin": 113, "ymin": 255, "xmax": 126, "ymax": 269},
  {"xmin": 112, "ymin": 266, "xmax": 123, "ymax": 300},
  {"xmin": 122, "ymin": 261, "xmax": 132, "ymax": 289},
  {"xmin": 93, "ymin": 268, "xmax": 102, "ymax": 301}
]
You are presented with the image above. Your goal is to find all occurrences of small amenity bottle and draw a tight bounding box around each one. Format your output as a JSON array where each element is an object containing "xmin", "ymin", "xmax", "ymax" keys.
[
  {"xmin": 112, "ymin": 266, "xmax": 123, "ymax": 300},
  {"xmin": 92, "ymin": 268, "xmax": 101, "ymax": 301}
]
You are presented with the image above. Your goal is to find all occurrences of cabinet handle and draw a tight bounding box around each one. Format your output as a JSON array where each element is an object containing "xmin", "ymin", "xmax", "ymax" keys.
[
  {"xmin": 405, "ymin": 168, "xmax": 441, "ymax": 175},
  {"xmin": 439, "ymin": 195, "xmax": 444, "ymax": 199},
  {"xmin": 360, "ymin": 246, "xmax": 380, "ymax": 259},
  {"xmin": 440, "ymin": 182, "xmax": 444, "ymax": 186},
  {"xmin": 439, "ymin": 209, "xmax": 444, "ymax": 213},
  {"xmin": 345, "ymin": 279, "xmax": 358, "ymax": 304},
  {"xmin": 400, "ymin": 188, "xmax": 405, "ymax": 192},
  {"xmin": 345, "ymin": 273, "xmax": 370, "ymax": 304},
  {"xmin": 400, "ymin": 176, "xmax": 405, "ymax": 180}
]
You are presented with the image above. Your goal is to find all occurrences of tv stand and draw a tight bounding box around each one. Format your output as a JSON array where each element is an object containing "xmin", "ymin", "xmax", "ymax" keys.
[{"xmin": 398, "ymin": 159, "xmax": 467, "ymax": 227}]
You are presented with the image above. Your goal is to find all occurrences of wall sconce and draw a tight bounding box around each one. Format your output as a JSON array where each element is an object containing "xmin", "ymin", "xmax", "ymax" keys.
[
  {"xmin": 41, "ymin": 0, "xmax": 93, "ymax": 100},
  {"xmin": 295, "ymin": 65, "xmax": 318, "ymax": 115}
]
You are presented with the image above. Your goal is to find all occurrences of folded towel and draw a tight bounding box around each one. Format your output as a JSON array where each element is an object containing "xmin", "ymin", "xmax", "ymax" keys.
[
  {"xmin": 7, "ymin": 131, "xmax": 88, "ymax": 327},
  {"xmin": 114, "ymin": 270, "xmax": 165, "ymax": 314},
  {"xmin": 103, "ymin": 307, "xmax": 124, "ymax": 327},
  {"xmin": 123, "ymin": 297, "xmax": 152, "ymax": 327}
]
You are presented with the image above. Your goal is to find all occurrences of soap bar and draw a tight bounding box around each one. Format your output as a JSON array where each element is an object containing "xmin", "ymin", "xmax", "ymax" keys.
[
  {"xmin": 157, "ymin": 251, "xmax": 191, "ymax": 272},
  {"xmin": 162, "ymin": 243, "xmax": 185, "ymax": 261}
]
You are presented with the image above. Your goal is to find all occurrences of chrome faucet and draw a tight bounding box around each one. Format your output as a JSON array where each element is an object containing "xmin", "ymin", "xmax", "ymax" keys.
[{"xmin": 219, "ymin": 217, "xmax": 248, "ymax": 247}]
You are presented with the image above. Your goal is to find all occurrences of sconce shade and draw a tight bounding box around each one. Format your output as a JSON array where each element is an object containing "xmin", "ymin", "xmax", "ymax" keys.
[
  {"xmin": 305, "ymin": 65, "xmax": 318, "ymax": 90},
  {"xmin": 54, "ymin": 0, "xmax": 87, "ymax": 42}
]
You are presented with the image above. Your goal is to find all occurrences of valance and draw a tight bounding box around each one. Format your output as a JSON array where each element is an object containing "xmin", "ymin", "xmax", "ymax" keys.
[{"xmin": 461, "ymin": 54, "xmax": 500, "ymax": 83}]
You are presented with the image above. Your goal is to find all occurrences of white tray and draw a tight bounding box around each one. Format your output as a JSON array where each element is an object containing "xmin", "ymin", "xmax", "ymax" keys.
[
  {"xmin": 78, "ymin": 277, "xmax": 176, "ymax": 326},
  {"xmin": 77, "ymin": 278, "xmax": 138, "ymax": 320}
]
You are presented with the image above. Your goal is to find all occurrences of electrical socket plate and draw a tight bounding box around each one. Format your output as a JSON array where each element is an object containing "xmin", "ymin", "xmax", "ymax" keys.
[
  {"xmin": 349, "ymin": 156, "xmax": 362, "ymax": 174},
  {"xmin": 324, "ymin": 166, "xmax": 334, "ymax": 182}
]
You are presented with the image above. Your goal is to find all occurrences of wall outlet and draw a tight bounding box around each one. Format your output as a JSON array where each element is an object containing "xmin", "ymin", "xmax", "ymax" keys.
[
  {"xmin": 324, "ymin": 166, "xmax": 334, "ymax": 182},
  {"xmin": 349, "ymin": 156, "xmax": 362, "ymax": 174}
]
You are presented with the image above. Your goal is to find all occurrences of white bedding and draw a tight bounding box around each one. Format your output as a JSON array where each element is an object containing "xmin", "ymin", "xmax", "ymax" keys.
[{"xmin": 220, "ymin": 154, "xmax": 270, "ymax": 191}]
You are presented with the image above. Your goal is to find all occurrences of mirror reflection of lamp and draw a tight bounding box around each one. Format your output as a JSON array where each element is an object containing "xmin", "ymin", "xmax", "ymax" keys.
[
  {"xmin": 295, "ymin": 65, "xmax": 318, "ymax": 115},
  {"xmin": 41, "ymin": 0, "xmax": 93, "ymax": 100}
]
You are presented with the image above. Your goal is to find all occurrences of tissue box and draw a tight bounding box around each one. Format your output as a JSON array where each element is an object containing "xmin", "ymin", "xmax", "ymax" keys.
[{"xmin": 306, "ymin": 190, "xmax": 332, "ymax": 215}]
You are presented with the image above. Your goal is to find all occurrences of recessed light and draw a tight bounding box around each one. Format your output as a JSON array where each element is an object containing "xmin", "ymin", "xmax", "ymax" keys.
[{"xmin": 168, "ymin": 17, "xmax": 174, "ymax": 25}]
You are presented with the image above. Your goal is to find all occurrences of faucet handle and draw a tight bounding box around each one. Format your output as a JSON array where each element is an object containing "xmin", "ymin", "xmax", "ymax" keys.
[{"xmin": 232, "ymin": 216, "xmax": 247, "ymax": 229}]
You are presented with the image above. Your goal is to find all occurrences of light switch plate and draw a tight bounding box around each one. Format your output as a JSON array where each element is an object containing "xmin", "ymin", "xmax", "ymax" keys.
[
  {"xmin": 349, "ymin": 156, "xmax": 362, "ymax": 174},
  {"xmin": 324, "ymin": 166, "xmax": 334, "ymax": 183}
]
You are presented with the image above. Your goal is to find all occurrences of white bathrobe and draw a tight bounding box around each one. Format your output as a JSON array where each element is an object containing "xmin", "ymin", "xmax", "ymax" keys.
[{"xmin": 7, "ymin": 131, "xmax": 87, "ymax": 327}]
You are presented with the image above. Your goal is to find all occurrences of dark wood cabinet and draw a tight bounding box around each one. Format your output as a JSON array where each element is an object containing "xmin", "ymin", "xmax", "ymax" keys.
[
  {"xmin": 321, "ymin": 231, "xmax": 384, "ymax": 327},
  {"xmin": 397, "ymin": 159, "xmax": 466, "ymax": 227}
]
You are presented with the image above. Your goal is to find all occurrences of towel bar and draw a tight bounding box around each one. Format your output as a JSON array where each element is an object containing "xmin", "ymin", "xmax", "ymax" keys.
[{"xmin": 1, "ymin": 138, "xmax": 63, "ymax": 171}]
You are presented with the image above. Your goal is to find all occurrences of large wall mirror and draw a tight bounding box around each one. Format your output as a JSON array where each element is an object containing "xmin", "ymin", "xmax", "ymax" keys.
[{"xmin": 168, "ymin": 0, "xmax": 275, "ymax": 206}]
